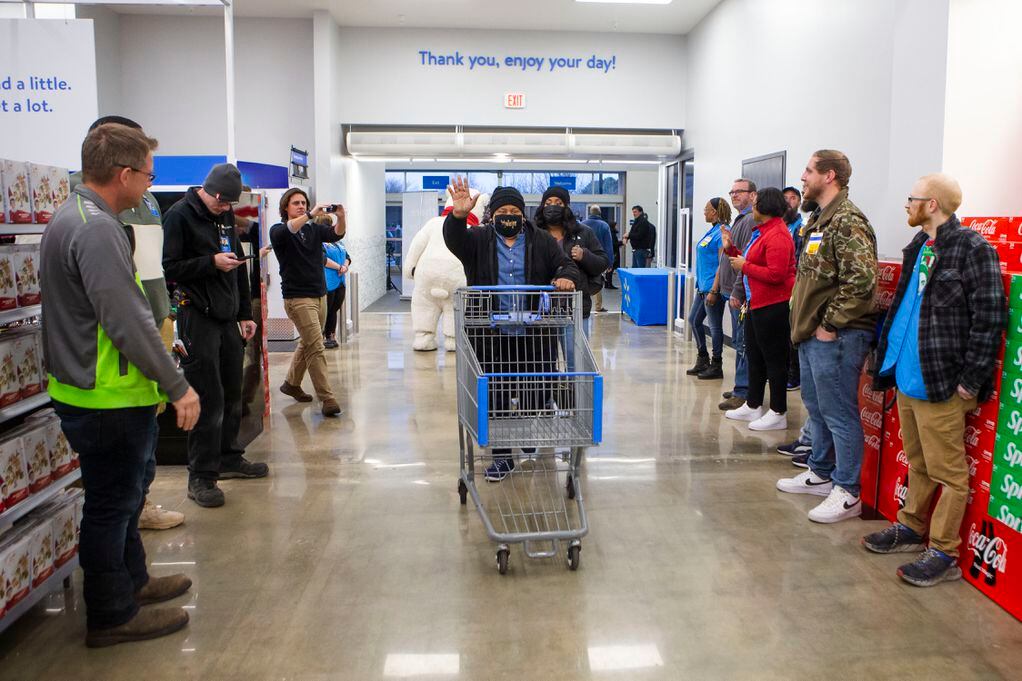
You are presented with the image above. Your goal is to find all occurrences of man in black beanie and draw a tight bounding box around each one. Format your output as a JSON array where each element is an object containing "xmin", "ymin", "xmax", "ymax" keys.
[
  {"xmin": 444, "ymin": 177, "xmax": 582, "ymax": 481},
  {"xmin": 163, "ymin": 163, "xmax": 268, "ymax": 508}
]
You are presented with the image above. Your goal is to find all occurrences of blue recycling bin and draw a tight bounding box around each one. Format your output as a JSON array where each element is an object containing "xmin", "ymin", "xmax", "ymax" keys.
[{"xmin": 618, "ymin": 268, "xmax": 683, "ymax": 326}]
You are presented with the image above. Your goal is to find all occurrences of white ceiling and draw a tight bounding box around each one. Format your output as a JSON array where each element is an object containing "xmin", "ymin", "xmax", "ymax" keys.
[{"xmin": 108, "ymin": 0, "xmax": 724, "ymax": 35}]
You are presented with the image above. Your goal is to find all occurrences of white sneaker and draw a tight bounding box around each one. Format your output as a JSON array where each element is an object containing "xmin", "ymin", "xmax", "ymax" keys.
[
  {"xmin": 725, "ymin": 403, "xmax": 766, "ymax": 422},
  {"xmin": 808, "ymin": 486, "xmax": 862, "ymax": 524},
  {"xmin": 749, "ymin": 410, "xmax": 787, "ymax": 431},
  {"xmin": 776, "ymin": 470, "xmax": 833, "ymax": 496},
  {"xmin": 138, "ymin": 499, "xmax": 185, "ymax": 530}
]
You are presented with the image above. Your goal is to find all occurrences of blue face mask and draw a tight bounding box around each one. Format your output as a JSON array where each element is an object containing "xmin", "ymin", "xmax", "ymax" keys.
[{"xmin": 493, "ymin": 214, "xmax": 524, "ymax": 238}]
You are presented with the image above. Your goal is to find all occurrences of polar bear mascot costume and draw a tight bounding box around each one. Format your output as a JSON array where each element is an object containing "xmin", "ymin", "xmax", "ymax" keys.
[{"xmin": 404, "ymin": 189, "xmax": 489, "ymax": 351}]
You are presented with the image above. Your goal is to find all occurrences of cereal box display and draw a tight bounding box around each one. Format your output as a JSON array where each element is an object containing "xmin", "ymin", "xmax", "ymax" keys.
[
  {"xmin": 26, "ymin": 520, "xmax": 54, "ymax": 588},
  {"xmin": 0, "ymin": 436, "xmax": 28, "ymax": 509},
  {"xmin": 33, "ymin": 333, "xmax": 46, "ymax": 391},
  {"xmin": 21, "ymin": 425, "xmax": 51, "ymax": 494},
  {"xmin": 0, "ymin": 247, "xmax": 18, "ymax": 311},
  {"xmin": 68, "ymin": 489, "xmax": 84, "ymax": 544},
  {"xmin": 0, "ymin": 340, "xmax": 19, "ymax": 407},
  {"xmin": 13, "ymin": 245, "xmax": 40, "ymax": 307},
  {"xmin": 1, "ymin": 160, "xmax": 32, "ymax": 224},
  {"xmin": 0, "ymin": 161, "xmax": 6, "ymax": 225},
  {"xmin": 1, "ymin": 534, "xmax": 32, "ymax": 610},
  {"xmin": 51, "ymin": 502, "xmax": 77, "ymax": 568},
  {"xmin": 13, "ymin": 333, "xmax": 42, "ymax": 398}
]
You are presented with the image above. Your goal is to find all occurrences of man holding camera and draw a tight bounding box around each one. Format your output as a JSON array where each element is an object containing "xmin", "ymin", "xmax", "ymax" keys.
[
  {"xmin": 163, "ymin": 163, "xmax": 265, "ymax": 508},
  {"xmin": 270, "ymin": 188, "xmax": 345, "ymax": 417}
]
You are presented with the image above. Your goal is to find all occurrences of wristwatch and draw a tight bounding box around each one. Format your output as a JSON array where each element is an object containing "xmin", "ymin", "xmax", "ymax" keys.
[
  {"xmin": 305, "ymin": 211, "xmax": 313, "ymax": 221},
  {"xmin": 822, "ymin": 322, "xmax": 837, "ymax": 333}
]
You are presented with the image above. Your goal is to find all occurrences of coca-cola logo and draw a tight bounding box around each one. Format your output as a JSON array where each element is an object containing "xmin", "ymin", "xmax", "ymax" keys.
[
  {"xmin": 878, "ymin": 264, "xmax": 900, "ymax": 283},
  {"xmin": 875, "ymin": 289, "xmax": 895, "ymax": 308},
  {"xmin": 896, "ymin": 450, "xmax": 909, "ymax": 467},
  {"xmin": 966, "ymin": 454, "xmax": 978, "ymax": 478},
  {"xmin": 860, "ymin": 406, "xmax": 882, "ymax": 429},
  {"xmin": 864, "ymin": 434, "xmax": 881, "ymax": 450},
  {"xmin": 895, "ymin": 478, "xmax": 908, "ymax": 508},
  {"xmin": 969, "ymin": 522, "xmax": 1008, "ymax": 574},
  {"xmin": 966, "ymin": 218, "xmax": 999, "ymax": 237},
  {"xmin": 964, "ymin": 426, "xmax": 981, "ymax": 448},
  {"xmin": 1002, "ymin": 441, "xmax": 1022, "ymax": 468}
]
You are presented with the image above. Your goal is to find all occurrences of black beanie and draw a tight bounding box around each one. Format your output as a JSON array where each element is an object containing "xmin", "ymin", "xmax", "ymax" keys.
[
  {"xmin": 541, "ymin": 186, "xmax": 570, "ymax": 206},
  {"xmin": 203, "ymin": 163, "xmax": 243, "ymax": 202},
  {"xmin": 489, "ymin": 186, "xmax": 525, "ymax": 214}
]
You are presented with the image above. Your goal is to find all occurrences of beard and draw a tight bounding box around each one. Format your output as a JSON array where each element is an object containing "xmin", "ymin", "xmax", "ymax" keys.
[
  {"xmin": 906, "ymin": 209, "xmax": 926, "ymax": 227},
  {"xmin": 801, "ymin": 199, "xmax": 819, "ymax": 214},
  {"xmin": 784, "ymin": 207, "xmax": 799, "ymax": 224}
]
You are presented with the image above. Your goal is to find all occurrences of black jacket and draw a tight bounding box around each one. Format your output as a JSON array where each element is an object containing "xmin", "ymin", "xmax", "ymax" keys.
[
  {"xmin": 162, "ymin": 188, "xmax": 252, "ymax": 322},
  {"xmin": 442, "ymin": 214, "xmax": 582, "ymax": 290},
  {"xmin": 553, "ymin": 223, "xmax": 609, "ymax": 318},
  {"xmin": 872, "ymin": 215, "xmax": 1005, "ymax": 402},
  {"xmin": 629, "ymin": 214, "xmax": 656, "ymax": 251}
]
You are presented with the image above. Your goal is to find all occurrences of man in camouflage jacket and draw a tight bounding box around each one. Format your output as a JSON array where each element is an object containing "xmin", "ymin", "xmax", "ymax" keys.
[{"xmin": 777, "ymin": 151, "xmax": 879, "ymax": 524}]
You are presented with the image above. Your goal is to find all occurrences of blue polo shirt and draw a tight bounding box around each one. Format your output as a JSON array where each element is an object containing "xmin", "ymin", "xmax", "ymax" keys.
[
  {"xmin": 497, "ymin": 232, "xmax": 526, "ymax": 311},
  {"xmin": 880, "ymin": 247, "xmax": 928, "ymax": 399},
  {"xmin": 695, "ymin": 223, "xmax": 723, "ymax": 292},
  {"xmin": 742, "ymin": 228, "xmax": 761, "ymax": 302}
]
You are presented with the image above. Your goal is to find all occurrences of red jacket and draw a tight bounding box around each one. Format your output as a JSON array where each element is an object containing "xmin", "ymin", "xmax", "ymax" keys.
[{"xmin": 724, "ymin": 217, "xmax": 795, "ymax": 310}]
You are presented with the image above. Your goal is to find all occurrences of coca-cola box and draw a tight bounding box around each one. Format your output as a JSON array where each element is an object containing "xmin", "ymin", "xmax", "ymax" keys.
[
  {"xmin": 993, "ymin": 242, "xmax": 1022, "ymax": 275},
  {"xmin": 962, "ymin": 216, "xmax": 1022, "ymax": 243},
  {"xmin": 960, "ymin": 507, "xmax": 1022, "ymax": 621},
  {"xmin": 876, "ymin": 260, "xmax": 902, "ymax": 292}
]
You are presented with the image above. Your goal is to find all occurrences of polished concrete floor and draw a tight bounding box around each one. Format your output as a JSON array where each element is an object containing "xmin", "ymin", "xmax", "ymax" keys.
[{"xmin": 1, "ymin": 311, "xmax": 1020, "ymax": 680}]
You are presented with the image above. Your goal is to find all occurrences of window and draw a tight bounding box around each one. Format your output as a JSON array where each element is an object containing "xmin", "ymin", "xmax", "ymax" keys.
[
  {"xmin": 385, "ymin": 172, "xmax": 405, "ymax": 194},
  {"xmin": 468, "ymin": 172, "xmax": 499, "ymax": 195},
  {"xmin": 502, "ymin": 172, "xmax": 535, "ymax": 194}
]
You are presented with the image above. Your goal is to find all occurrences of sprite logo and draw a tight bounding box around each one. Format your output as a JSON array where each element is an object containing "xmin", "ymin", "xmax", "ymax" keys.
[
  {"xmin": 999, "ymin": 472, "xmax": 1022, "ymax": 501},
  {"xmin": 1011, "ymin": 377, "xmax": 1022, "ymax": 403},
  {"xmin": 1003, "ymin": 441, "xmax": 1022, "ymax": 468},
  {"xmin": 1006, "ymin": 410, "xmax": 1022, "ymax": 436}
]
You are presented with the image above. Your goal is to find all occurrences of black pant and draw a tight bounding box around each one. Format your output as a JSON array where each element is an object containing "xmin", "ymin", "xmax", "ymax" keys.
[
  {"xmin": 54, "ymin": 402, "xmax": 157, "ymax": 630},
  {"xmin": 323, "ymin": 284, "xmax": 346, "ymax": 337},
  {"xmin": 177, "ymin": 307, "xmax": 244, "ymax": 481},
  {"xmin": 745, "ymin": 301, "xmax": 790, "ymax": 414}
]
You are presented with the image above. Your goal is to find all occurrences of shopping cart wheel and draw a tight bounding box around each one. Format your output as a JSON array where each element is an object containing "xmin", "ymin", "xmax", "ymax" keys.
[
  {"xmin": 496, "ymin": 548, "xmax": 510, "ymax": 575},
  {"xmin": 458, "ymin": 479, "xmax": 468, "ymax": 505},
  {"xmin": 567, "ymin": 543, "xmax": 581, "ymax": 571},
  {"xmin": 566, "ymin": 475, "xmax": 576, "ymax": 500}
]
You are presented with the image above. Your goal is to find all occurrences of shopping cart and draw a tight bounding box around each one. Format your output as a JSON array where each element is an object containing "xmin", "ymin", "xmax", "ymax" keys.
[{"xmin": 455, "ymin": 285, "xmax": 603, "ymax": 574}]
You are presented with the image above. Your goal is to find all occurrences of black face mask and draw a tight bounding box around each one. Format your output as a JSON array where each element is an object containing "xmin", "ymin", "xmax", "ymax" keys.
[
  {"xmin": 493, "ymin": 214, "xmax": 524, "ymax": 239},
  {"xmin": 542, "ymin": 205, "xmax": 566, "ymax": 225}
]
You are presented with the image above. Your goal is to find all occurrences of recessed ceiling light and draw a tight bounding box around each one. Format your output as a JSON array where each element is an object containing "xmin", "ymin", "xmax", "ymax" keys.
[{"xmin": 576, "ymin": 0, "xmax": 672, "ymax": 5}]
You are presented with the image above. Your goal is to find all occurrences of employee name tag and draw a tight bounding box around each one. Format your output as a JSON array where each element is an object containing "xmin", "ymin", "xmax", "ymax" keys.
[
  {"xmin": 806, "ymin": 233, "xmax": 823, "ymax": 255},
  {"xmin": 699, "ymin": 236, "xmax": 712, "ymax": 247}
]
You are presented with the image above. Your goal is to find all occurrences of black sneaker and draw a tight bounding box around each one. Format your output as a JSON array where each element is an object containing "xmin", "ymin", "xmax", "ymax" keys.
[
  {"xmin": 722, "ymin": 391, "xmax": 733, "ymax": 399},
  {"xmin": 777, "ymin": 439, "xmax": 812, "ymax": 457},
  {"xmin": 791, "ymin": 452, "xmax": 810, "ymax": 469},
  {"xmin": 862, "ymin": 523, "xmax": 925, "ymax": 554},
  {"xmin": 219, "ymin": 457, "xmax": 269, "ymax": 480},
  {"xmin": 898, "ymin": 548, "xmax": 962, "ymax": 587},
  {"xmin": 187, "ymin": 478, "xmax": 225, "ymax": 508},
  {"xmin": 484, "ymin": 457, "xmax": 515, "ymax": 482}
]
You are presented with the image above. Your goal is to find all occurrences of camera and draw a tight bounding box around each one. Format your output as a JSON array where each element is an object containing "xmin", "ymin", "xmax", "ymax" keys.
[{"xmin": 326, "ymin": 204, "xmax": 339, "ymax": 213}]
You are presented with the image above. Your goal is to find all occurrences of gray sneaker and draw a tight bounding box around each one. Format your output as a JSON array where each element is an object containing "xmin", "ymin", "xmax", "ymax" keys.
[{"xmin": 187, "ymin": 478, "xmax": 225, "ymax": 508}]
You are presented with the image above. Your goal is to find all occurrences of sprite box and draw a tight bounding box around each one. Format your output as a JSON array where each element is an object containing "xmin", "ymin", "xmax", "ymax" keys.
[
  {"xmin": 1002, "ymin": 372, "xmax": 1022, "ymax": 409},
  {"xmin": 991, "ymin": 464, "xmax": 1022, "ymax": 506},
  {"xmin": 997, "ymin": 400, "xmax": 1022, "ymax": 441},
  {"xmin": 1011, "ymin": 274, "xmax": 1022, "ymax": 310},
  {"xmin": 1005, "ymin": 338, "xmax": 1022, "ymax": 376},
  {"xmin": 995, "ymin": 432, "xmax": 1022, "ymax": 472},
  {"xmin": 1010, "ymin": 307, "xmax": 1022, "ymax": 338},
  {"xmin": 989, "ymin": 493, "xmax": 1022, "ymax": 533}
]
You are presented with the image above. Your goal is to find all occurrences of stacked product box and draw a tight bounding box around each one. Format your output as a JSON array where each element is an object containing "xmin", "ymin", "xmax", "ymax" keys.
[
  {"xmin": 0, "ymin": 416, "xmax": 78, "ymax": 517},
  {"xmin": 0, "ymin": 160, "xmax": 69, "ymax": 226}
]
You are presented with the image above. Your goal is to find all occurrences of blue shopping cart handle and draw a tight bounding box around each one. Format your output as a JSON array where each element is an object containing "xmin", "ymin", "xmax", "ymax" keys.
[
  {"xmin": 466, "ymin": 285, "xmax": 556, "ymax": 291},
  {"xmin": 484, "ymin": 372, "xmax": 601, "ymax": 377}
]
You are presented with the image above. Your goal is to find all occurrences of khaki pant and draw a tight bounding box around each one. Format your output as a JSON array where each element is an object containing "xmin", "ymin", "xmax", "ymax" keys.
[
  {"xmin": 896, "ymin": 390, "xmax": 977, "ymax": 556},
  {"xmin": 284, "ymin": 297, "xmax": 334, "ymax": 401},
  {"xmin": 593, "ymin": 290, "xmax": 604, "ymax": 312}
]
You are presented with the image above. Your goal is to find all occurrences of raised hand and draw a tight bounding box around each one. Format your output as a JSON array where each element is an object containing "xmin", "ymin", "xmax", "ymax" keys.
[{"xmin": 447, "ymin": 176, "xmax": 479, "ymax": 219}]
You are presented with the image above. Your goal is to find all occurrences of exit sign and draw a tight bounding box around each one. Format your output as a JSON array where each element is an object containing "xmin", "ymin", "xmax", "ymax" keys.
[{"xmin": 504, "ymin": 92, "xmax": 526, "ymax": 109}]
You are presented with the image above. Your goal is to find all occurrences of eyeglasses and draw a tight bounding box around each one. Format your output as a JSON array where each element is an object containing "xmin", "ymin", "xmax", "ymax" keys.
[
  {"xmin": 728, "ymin": 190, "xmax": 751, "ymax": 196},
  {"xmin": 117, "ymin": 164, "xmax": 156, "ymax": 183},
  {"xmin": 907, "ymin": 196, "xmax": 933, "ymax": 203}
]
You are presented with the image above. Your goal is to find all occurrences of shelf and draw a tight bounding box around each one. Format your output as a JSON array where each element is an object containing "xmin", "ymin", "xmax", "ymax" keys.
[
  {"xmin": 0, "ymin": 224, "xmax": 46, "ymax": 235},
  {"xmin": 0, "ymin": 554, "xmax": 78, "ymax": 636},
  {"xmin": 0, "ymin": 305, "xmax": 41, "ymax": 326},
  {"xmin": 0, "ymin": 467, "xmax": 79, "ymax": 533},
  {"xmin": 0, "ymin": 393, "xmax": 51, "ymax": 428}
]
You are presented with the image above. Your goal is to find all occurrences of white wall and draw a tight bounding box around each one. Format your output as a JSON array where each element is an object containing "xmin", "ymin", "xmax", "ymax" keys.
[
  {"xmin": 78, "ymin": 6, "xmax": 121, "ymax": 116},
  {"xmin": 333, "ymin": 27, "xmax": 686, "ymax": 129},
  {"xmin": 111, "ymin": 15, "xmax": 315, "ymax": 169},
  {"xmin": 341, "ymin": 160, "xmax": 387, "ymax": 311},
  {"xmin": 624, "ymin": 168, "xmax": 660, "ymax": 264},
  {"xmin": 943, "ymin": 0, "xmax": 1022, "ymax": 217},
  {"xmin": 685, "ymin": 0, "xmax": 949, "ymax": 259}
]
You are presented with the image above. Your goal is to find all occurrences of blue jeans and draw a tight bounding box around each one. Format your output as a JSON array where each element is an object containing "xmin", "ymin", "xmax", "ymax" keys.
[
  {"xmin": 728, "ymin": 303, "xmax": 748, "ymax": 398},
  {"xmin": 632, "ymin": 249, "xmax": 651, "ymax": 268},
  {"xmin": 564, "ymin": 316, "xmax": 592, "ymax": 372},
  {"xmin": 799, "ymin": 418, "xmax": 813, "ymax": 445},
  {"xmin": 54, "ymin": 402, "xmax": 158, "ymax": 630},
  {"xmin": 689, "ymin": 292, "xmax": 725, "ymax": 358},
  {"xmin": 799, "ymin": 329, "xmax": 873, "ymax": 495}
]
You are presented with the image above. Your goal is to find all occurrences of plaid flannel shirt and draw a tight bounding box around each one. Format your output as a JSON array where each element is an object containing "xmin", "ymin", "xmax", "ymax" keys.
[{"xmin": 874, "ymin": 215, "xmax": 1006, "ymax": 402}]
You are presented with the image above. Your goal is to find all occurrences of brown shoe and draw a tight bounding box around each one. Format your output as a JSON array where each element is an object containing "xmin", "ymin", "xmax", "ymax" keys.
[
  {"xmin": 135, "ymin": 574, "xmax": 192, "ymax": 606},
  {"xmin": 280, "ymin": 381, "xmax": 313, "ymax": 402},
  {"xmin": 718, "ymin": 395, "xmax": 746, "ymax": 410},
  {"xmin": 322, "ymin": 398, "xmax": 342, "ymax": 417},
  {"xmin": 138, "ymin": 499, "xmax": 185, "ymax": 531},
  {"xmin": 85, "ymin": 607, "xmax": 189, "ymax": 648}
]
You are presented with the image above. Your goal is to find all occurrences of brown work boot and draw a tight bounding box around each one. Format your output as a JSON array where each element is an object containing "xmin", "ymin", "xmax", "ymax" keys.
[
  {"xmin": 718, "ymin": 395, "xmax": 746, "ymax": 410},
  {"xmin": 322, "ymin": 398, "xmax": 342, "ymax": 417},
  {"xmin": 85, "ymin": 608, "xmax": 189, "ymax": 648},
  {"xmin": 135, "ymin": 574, "xmax": 192, "ymax": 606},
  {"xmin": 280, "ymin": 381, "xmax": 313, "ymax": 402},
  {"xmin": 138, "ymin": 499, "xmax": 185, "ymax": 531}
]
